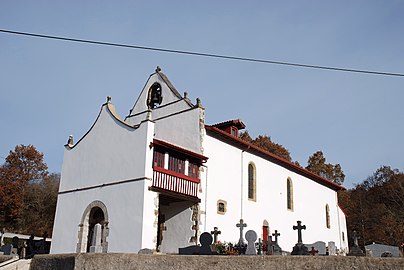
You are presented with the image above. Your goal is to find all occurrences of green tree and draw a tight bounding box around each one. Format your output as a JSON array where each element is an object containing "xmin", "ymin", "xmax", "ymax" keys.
[
  {"xmin": 306, "ymin": 151, "xmax": 345, "ymax": 184},
  {"xmin": 239, "ymin": 131, "xmax": 292, "ymax": 161}
]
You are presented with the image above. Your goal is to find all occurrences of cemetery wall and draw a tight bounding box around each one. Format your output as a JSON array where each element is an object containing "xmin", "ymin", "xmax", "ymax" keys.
[
  {"xmin": 0, "ymin": 255, "xmax": 14, "ymax": 263},
  {"xmin": 30, "ymin": 254, "xmax": 404, "ymax": 270}
]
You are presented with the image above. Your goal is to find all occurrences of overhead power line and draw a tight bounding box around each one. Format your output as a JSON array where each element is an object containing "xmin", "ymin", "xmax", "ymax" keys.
[{"xmin": 1, "ymin": 29, "xmax": 403, "ymax": 77}]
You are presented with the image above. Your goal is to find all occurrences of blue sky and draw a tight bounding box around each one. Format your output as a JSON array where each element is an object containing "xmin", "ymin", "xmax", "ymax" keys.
[{"xmin": 1, "ymin": 1, "xmax": 403, "ymax": 188}]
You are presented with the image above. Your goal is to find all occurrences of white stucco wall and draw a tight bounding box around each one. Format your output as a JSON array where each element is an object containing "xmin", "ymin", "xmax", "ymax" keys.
[
  {"xmin": 52, "ymin": 103, "xmax": 156, "ymax": 254},
  {"xmin": 59, "ymin": 105, "xmax": 152, "ymax": 191},
  {"xmin": 51, "ymin": 181, "xmax": 147, "ymax": 254},
  {"xmin": 159, "ymin": 201, "xmax": 195, "ymax": 254},
  {"xmin": 202, "ymin": 134, "xmax": 347, "ymax": 252}
]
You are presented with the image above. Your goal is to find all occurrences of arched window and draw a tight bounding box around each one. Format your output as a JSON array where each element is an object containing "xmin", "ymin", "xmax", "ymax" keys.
[
  {"xmin": 326, "ymin": 204, "xmax": 330, "ymax": 228},
  {"xmin": 248, "ymin": 162, "xmax": 256, "ymax": 201},
  {"xmin": 287, "ymin": 177, "xmax": 293, "ymax": 210}
]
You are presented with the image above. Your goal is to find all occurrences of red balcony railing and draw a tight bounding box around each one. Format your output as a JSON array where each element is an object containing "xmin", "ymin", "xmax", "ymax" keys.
[{"xmin": 152, "ymin": 167, "xmax": 200, "ymax": 198}]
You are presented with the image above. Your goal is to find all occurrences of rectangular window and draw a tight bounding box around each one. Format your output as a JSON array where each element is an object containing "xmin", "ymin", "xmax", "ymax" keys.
[
  {"xmin": 188, "ymin": 162, "xmax": 199, "ymax": 179},
  {"xmin": 168, "ymin": 155, "xmax": 185, "ymax": 174},
  {"xmin": 153, "ymin": 150, "xmax": 165, "ymax": 168}
]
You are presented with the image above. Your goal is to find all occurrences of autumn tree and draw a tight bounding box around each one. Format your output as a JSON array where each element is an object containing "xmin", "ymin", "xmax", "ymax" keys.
[
  {"xmin": 305, "ymin": 151, "xmax": 345, "ymax": 184},
  {"xmin": 239, "ymin": 131, "xmax": 292, "ymax": 161},
  {"xmin": 0, "ymin": 145, "xmax": 58, "ymax": 235},
  {"xmin": 339, "ymin": 166, "xmax": 404, "ymax": 248}
]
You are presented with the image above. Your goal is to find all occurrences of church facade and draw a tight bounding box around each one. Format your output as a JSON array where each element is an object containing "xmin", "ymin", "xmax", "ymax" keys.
[{"xmin": 51, "ymin": 68, "xmax": 348, "ymax": 254}]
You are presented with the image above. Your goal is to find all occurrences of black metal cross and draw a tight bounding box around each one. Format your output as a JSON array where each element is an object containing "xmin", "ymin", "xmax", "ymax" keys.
[
  {"xmin": 272, "ymin": 230, "xmax": 281, "ymax": 244},
  {"xmin": 210, "ymin": 227, "xmax": 221, "ymax": 244},
  {"xmin": 236, "ymin": 219, "xmax": 247, "ymax": 244},
  {"xmin": 293, "ymin": 221, "xmax": 306, "ymax": 244}
]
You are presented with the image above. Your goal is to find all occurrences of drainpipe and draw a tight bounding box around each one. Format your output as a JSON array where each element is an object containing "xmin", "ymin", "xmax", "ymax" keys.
[
  {"xmin": 201, "ymin": 164, "xmax": 208, "ymax": 232},
  {"xmin": 336, "ymin": 192, "xmax": 342, "ymax": 251}
]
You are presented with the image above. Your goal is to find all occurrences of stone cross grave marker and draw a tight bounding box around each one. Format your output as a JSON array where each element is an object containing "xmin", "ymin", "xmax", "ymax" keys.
[
  {"xmin": 309, "ymin": 246, "xmax": 319, "ymax": 256},
  {"xmin": 89, "ymin": 223, "xmax": 103, "ymax": 253},
  {"xmin": 236, "ymin": 219, "xmax": 247, "ymax": 245},
  {"xmin": 210, "ymin": 227, "xmax": 221, "ymax": 244},
  {"xmin": 293, "ymin": 221, "xmax": 306, "ymax": 244},
  {"xmin": 245, "ymin": 230, "xmax": 257, "ymax": 255},
  {"xmin": 272, "ymin": 230, "xmax": 280, "ymax": 245}
]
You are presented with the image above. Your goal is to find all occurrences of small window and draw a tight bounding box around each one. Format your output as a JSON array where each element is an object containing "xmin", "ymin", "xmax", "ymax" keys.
[
  {"xmin": 287, "ymin": 177, "xmax": 293, "ymax": 211},
  {"xmin": 248, "ymin": 162, "xmax": 256, "ymax": 201},
  {"xmin": 153, "ymin": 150, "xmax": 165, "ymax": 168},
  {"xmin": 326, "ymin": 204, "xmax": 330, "ymax": 229},
  {"xmin": 217, "ymin": 200, "xmax": 227, "ymax": 215},
  {"xmin": 342, "ymin": 231, "xmax": 345, "ymax": 242},
  {"xmin": 231, "ymin": 127, "xmax": 238, "ymax": 137}
]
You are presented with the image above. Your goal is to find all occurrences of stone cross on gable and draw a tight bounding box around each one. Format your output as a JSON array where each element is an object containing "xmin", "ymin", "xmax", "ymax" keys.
[
  {"xmin": 272, "ymin": 230, "xmax": 280, "ymax": 244},
  {"xmin": 293, "ymin": 221, "xmax": 306, "ymax": 244},
  {"xmin": 236, "ymin": 219, "xmax": 247, "ymax": 245},
  {"xmin": 210, "ymin": 227, "xmax": 221, "ymax": 244}
]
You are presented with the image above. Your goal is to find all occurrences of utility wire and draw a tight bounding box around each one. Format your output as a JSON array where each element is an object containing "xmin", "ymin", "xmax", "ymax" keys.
[{"xmin": 1, "ymin": 28, "xmax": 403, "ymax": 77}]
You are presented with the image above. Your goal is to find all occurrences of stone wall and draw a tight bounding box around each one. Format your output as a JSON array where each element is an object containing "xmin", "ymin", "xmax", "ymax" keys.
[
  {"xmin": 0, "ymin": 255, "xmax": 14, "ymax": 264},
  {"xmin": 30, "ymin": 254, "xmax": 404, "ymax": 270}
]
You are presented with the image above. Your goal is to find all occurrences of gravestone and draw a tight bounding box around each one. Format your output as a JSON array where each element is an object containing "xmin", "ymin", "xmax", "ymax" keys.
[
  {"xmin": 138, "ymin": 248, "xmax": 153, "ymax": 254},
  {"xmin": 347, "ymin": 230, "xmax": 365, "ymax": 256},
  {"xmin": 291, "ymin": 221, "xmax": 309, "ymax": 255},
  {"xmin": 0, "ymin": 228, "xmax": 4, "ymax": 246},
  {"xmin": 11, "ymin": 236, "xmax": 19, "ymax": 255},
  {"xmin": 210, "ymin": 227, "xmax": 221, "ymax": 244},
  {"xmin": 89, "ymin": 223, "xmax": 103, "ymax": 253},
  {"xmin": 199, "ymin": 232, "xmax": 213, "ymax": 255},
  {"xmin": 236, "ymin": 219, "xmax": 247, "ymax": 245},
  {"xmin": 309, "ymin": 246, "xmax": 319, "ymax": 256},
  {"xmin": 179, "ymin": 232, "xmax": 213, "ymax": 255},
  {"xmin": 256, "ymin": 238, "xmax": 262, "ymax": 255},
  {"xmin": 272, "ymin": 230, "xmax": 282, "ymax": 255},
  {"xmin": 304, "ymin": 241, "xmax": 326, "ymax": 255},
  {"xmin": 245, "ymin": 230, "xmax": 257, "ymax": 255},
  {"xmin": 328, "ymin": 241, "xmax": 336, "ymax": 256},
  {"xmin": 236, "ymin": 219, "xmax": 248, "ymax": 254},
  {"xmin": 0, "ymin": 244, "xmax": 12, "ymax": 255}
]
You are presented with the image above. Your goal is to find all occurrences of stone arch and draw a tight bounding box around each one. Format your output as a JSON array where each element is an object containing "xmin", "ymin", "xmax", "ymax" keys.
[{"xmin": 76, "ymin": 200, "xmax": 109, "ymax": 253}]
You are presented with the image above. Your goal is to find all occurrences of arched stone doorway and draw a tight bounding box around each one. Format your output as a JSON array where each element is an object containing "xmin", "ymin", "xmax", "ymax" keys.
[{"xmin": 76, "ymin": 201, "xmax": 109, "ymax": 253}]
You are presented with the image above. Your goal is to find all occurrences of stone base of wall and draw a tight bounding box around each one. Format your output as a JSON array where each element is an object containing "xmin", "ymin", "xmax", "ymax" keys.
[
  {"xmin": 30, "ymin": 253, "xmax": 404, "ymax": 270},
  {"xmin": 0, "ymin": 255, "xmax": 14, "ymax": 264}
]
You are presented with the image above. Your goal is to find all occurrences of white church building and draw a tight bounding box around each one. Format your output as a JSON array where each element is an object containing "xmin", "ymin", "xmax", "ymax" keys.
[{"xmin": 51, "ymin": 67, "xmax": 348, "ymax": 254}]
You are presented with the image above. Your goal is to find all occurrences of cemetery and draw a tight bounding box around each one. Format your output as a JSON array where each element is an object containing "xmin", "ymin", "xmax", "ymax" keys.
[{"xmin": 2, "ymin": 218, "xmax": 403, "ymax": 270}]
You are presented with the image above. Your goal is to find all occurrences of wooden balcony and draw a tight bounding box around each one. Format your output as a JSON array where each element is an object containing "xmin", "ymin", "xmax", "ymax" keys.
[{"xmin": 152, "ymin": 167, "xmax": 200, "ymax": 198}]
